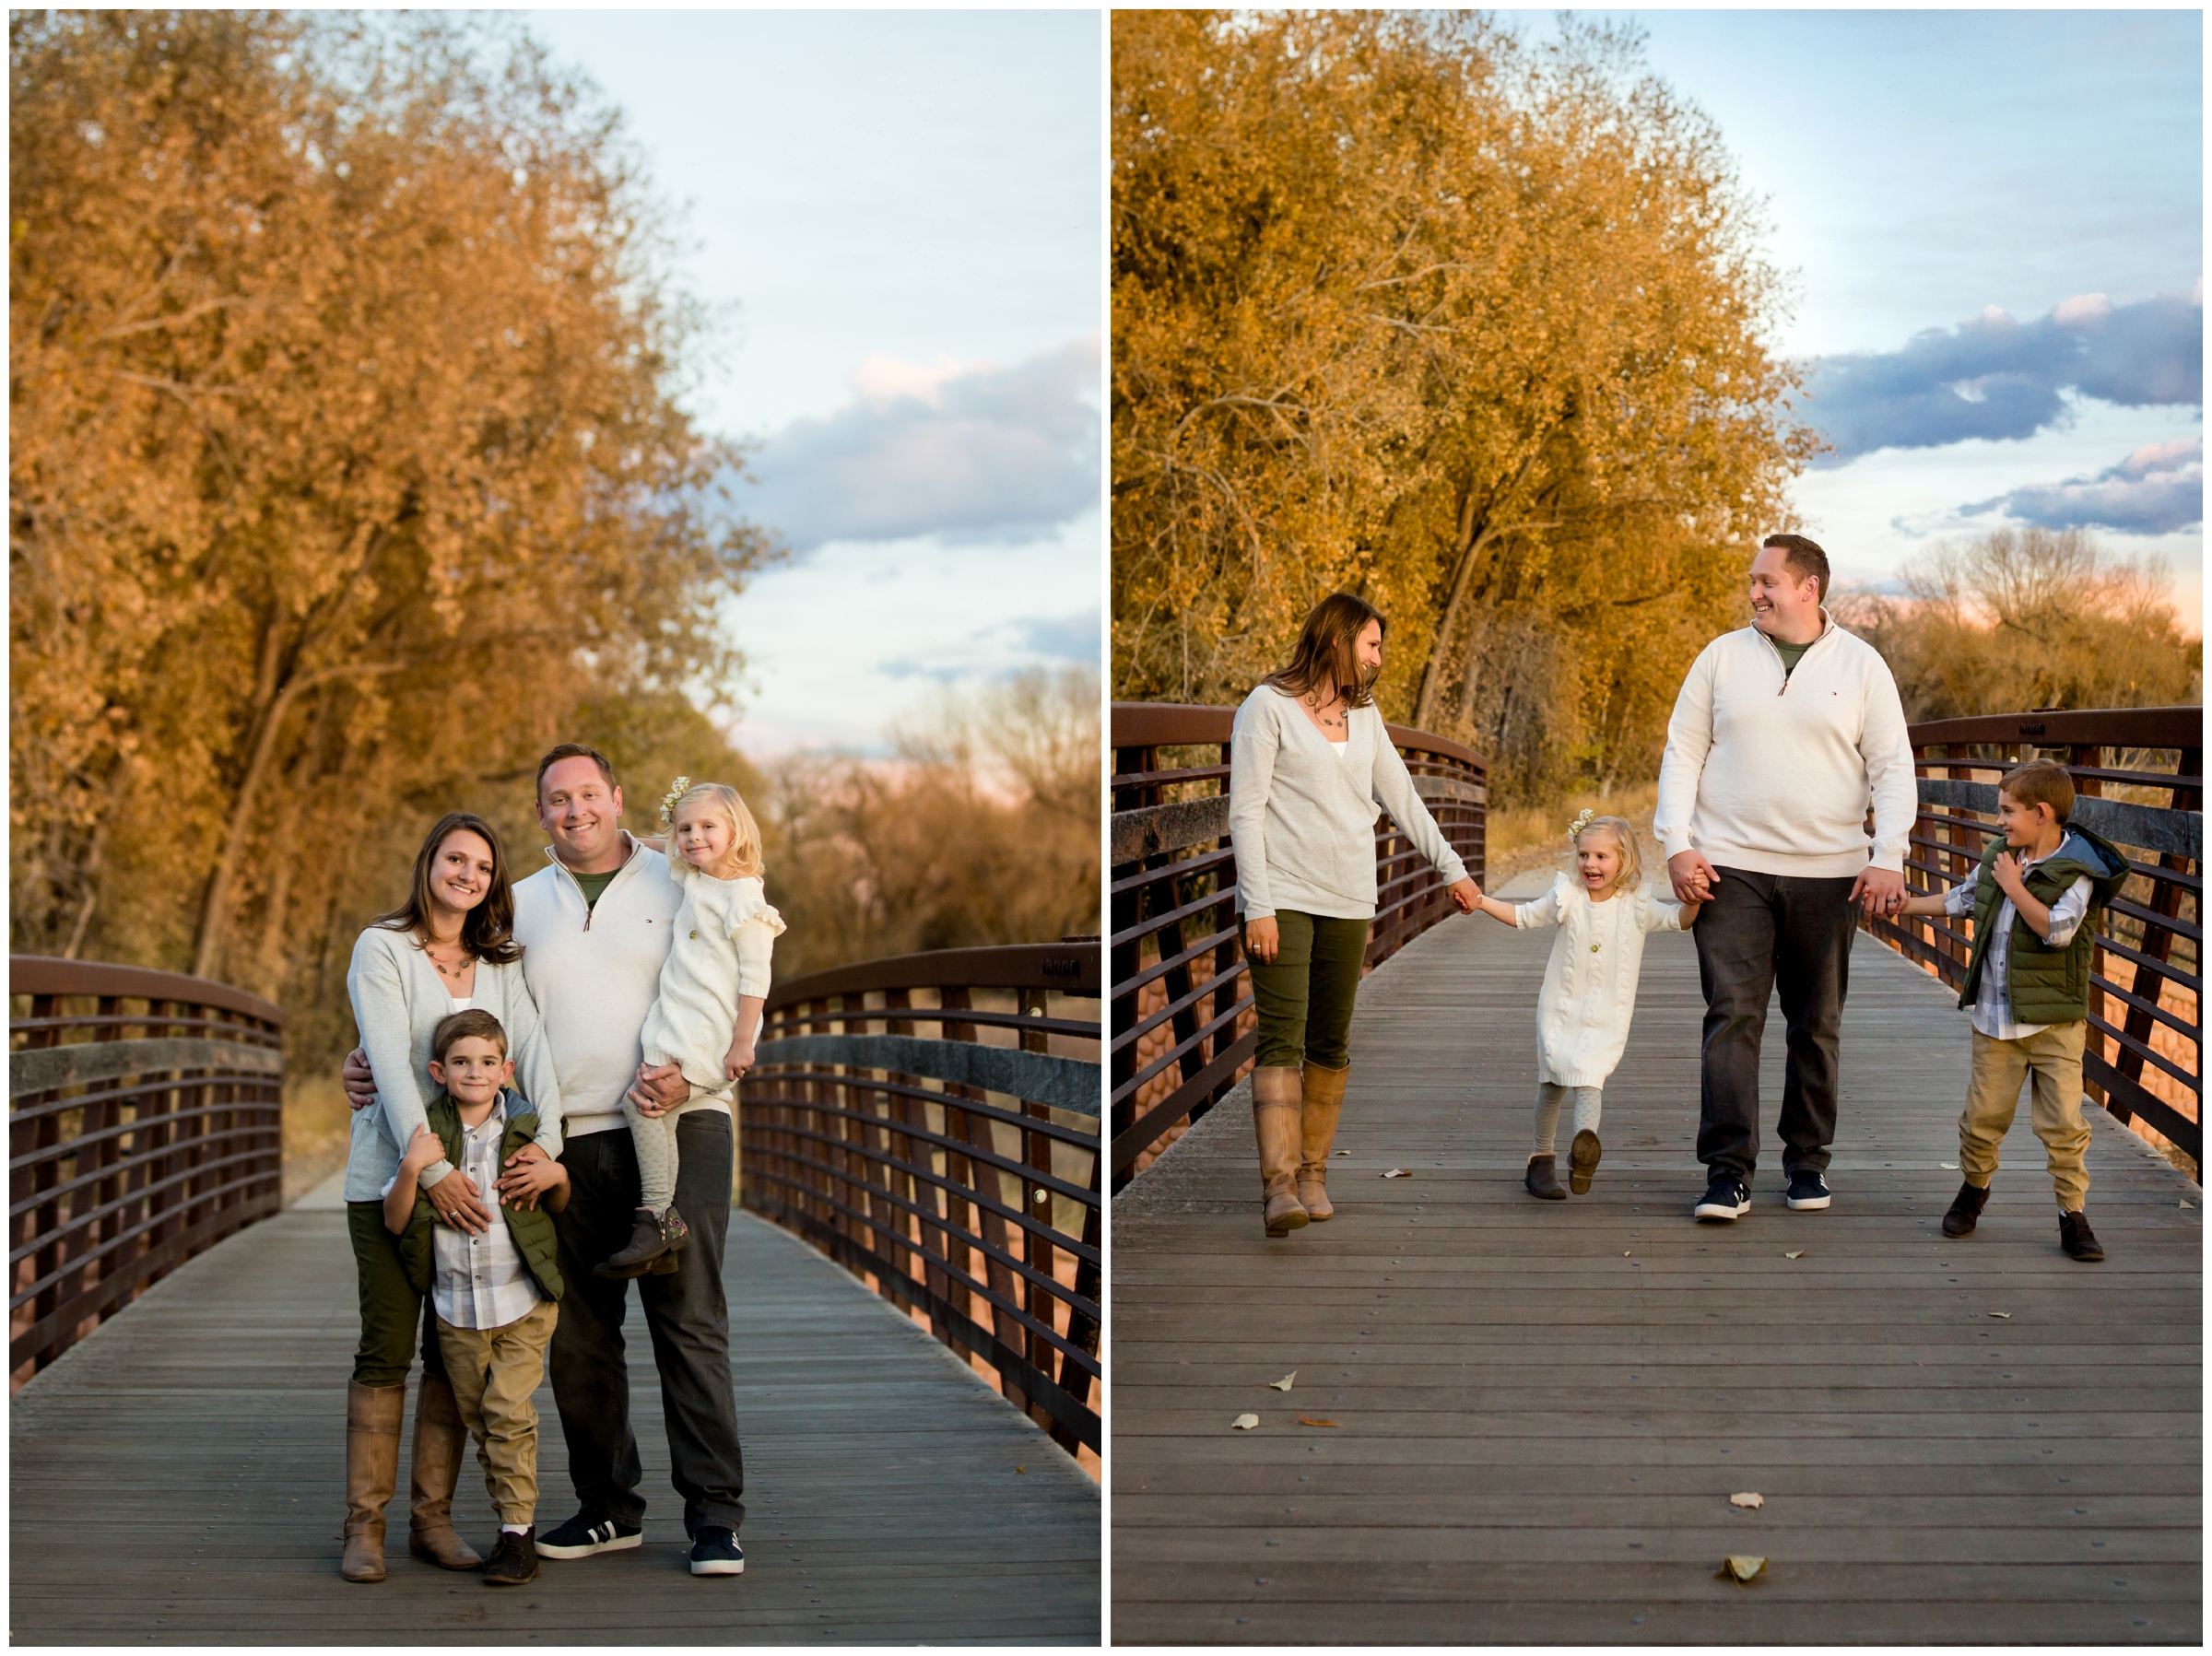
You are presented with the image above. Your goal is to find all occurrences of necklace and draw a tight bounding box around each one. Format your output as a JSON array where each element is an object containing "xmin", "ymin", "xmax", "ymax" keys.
[
  {"xmin": 424, "ymin": 936, "xmax": 471, "ymax": 980},
  {"xmin": 1307, "ymin": 694, "xmax": 1347, "ymax": 730}
]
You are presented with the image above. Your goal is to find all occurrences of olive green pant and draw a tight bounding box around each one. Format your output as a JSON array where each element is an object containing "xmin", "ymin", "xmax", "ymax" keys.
[
  {"xmin": 348, "ymin": 1201, "xmax": 447, "ymax": 1390},
  {"xmin": 1248, "ymin": 911, "xmax": 1370, "ymax": 1071},
  {"xmin": 1959, "ymin": 1022, "xmax": 2092, "ymax": 1211}
]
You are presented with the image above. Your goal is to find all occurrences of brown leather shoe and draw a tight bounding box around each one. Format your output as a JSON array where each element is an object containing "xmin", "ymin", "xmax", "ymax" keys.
[
  {"xmin": 1524, "ymin": 1155, "xmax": 1567, "ymax": 1201},
  {"xmin": 408, "ymin": 1373, "xmax": 484, "ymax": 1570},
  {"xmin": 1296, "ymin": 1062, "xmax": 1348, "ymax": 1220},
  {"xmin": 1568, "ymin": 1129, "xmax": 1603, "ymax": 1195},
  {"xmin": 2059, "ymin": 1210, "xmax": 2105, "ymax": 1263},
  {"xmin": 1252, "ymin": 1066, "xmax": 1308, "ymax": 1237},
  {"xmin": 483, "ymin": 1525, "xmax": 539, "ymax": 1586},
  {"xmin": 342, "ymin": 1380, "xmax": 404, "ymax": 1582}
]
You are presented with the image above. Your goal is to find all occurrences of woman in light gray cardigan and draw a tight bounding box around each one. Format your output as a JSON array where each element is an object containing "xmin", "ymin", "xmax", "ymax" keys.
[
  {"xmin": 336, "ymin": 811, "xmax": 565, "ymax": 1583},
  {"xmin": 1230, "ymin": 593, "xmax": 1477, "ymax": 1237}
]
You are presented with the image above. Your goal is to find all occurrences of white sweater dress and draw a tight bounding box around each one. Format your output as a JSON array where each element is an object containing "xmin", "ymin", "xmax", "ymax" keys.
[
  {"xmin": 639, "ymin": 864, "xmax": 785, "ymax": 1088},
  {"xmin": 1515, "ymin": 875, "xmax": 1691, "ymax": 1088}
]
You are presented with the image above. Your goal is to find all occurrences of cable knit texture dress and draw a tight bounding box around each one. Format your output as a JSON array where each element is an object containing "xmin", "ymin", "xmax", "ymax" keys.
[
  {"xmin": 1514, "ymin": 874, "xmax": 1690, "ymax": 1088},
  {"xmin": 639, "ymin": 864, "xmax": 785, "ymax": 1090}
]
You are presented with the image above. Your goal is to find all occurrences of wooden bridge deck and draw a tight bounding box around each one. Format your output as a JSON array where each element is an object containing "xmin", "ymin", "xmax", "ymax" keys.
[
  {"xmin": 10, "ymin": 1206, "xmax": 1100, "ymax": 1645},
  {"xmin": 1111, "ymin": 874, "xmax": 2202, "ymax": 1645}
]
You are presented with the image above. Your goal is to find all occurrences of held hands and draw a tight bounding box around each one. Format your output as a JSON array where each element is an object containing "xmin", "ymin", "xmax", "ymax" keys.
[
  {"xmin": 1667, "ymin": 851, "xmax": 1719, "ymax": 906},
  {"xmin": 497, "ymin": 1142, "xmax": 567, "ymax": 1212},
  {"xmin": 627, "ymin": 1060, "xmax": 688, "ymax": 1119},
  {"xmin": 1847, "ymin": 863, "xmax": 1906, "ymax": 919},
  {"xmin": 1446, "ymin": 876, "xmax": 1478, "ymax": 915}
]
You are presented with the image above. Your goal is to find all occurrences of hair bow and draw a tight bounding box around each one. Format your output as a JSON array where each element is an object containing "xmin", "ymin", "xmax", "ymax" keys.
[{"xmin": 659, "ymin": 776, "xmax": 691, "ymax": 828}]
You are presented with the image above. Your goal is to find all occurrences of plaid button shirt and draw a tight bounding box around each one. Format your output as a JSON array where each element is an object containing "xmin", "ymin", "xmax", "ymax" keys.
[
  {"xmin": 1944, "ymin": 840, "xmax": 2093, "ymax": 1041},
  {"xmin": 425, "ymin": 1097, "xmax": 546, "ymax": 1332}
]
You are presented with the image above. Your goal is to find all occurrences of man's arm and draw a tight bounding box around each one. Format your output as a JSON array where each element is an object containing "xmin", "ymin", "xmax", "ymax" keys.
[{"xmin": 1653, "ymin": 644, "xmax": 1717, "ymax": 867}]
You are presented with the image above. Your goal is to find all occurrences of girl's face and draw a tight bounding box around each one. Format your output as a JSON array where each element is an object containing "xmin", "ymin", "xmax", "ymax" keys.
[
  {"xmin": 1575, "ymin": 830, "xmax": 1623, "ymax": 898},
  {"xmin": 673, "ymin": 802, "xmax": 735, "ymax": 873},
  {"xmin": 428, "ymin": 830, "xmax": 495, "ymax": 918}
]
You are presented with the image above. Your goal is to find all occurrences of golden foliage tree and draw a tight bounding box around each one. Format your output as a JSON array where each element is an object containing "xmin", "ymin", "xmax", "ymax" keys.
[
  {"xmin": 1830, "ymin": 528, "xmax": 2202, "ymax": 722},
  {"xmin": 1112, "ymin": 10, "xmax": 1813, "ymax": 799},
  {"xmin": 10, "ymin": 13, "xmax": 772, "ymax": 1054}
]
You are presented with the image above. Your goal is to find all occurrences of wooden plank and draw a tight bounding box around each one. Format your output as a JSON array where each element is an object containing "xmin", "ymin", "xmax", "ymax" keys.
[
  {"xmin": 11, "ymin": 1206, "xmax": 1099, "ymax": 1645},
  {"xmin": 1111, "ymin": 911, "xmax": 2202, "ymax": 1642}
]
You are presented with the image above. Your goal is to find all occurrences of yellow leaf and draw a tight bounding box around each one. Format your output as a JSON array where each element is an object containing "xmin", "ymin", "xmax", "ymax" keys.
[
  {"xmin": 1268, "ymin": 1371, "xmax": 1296, "ymax": 1392},
  {"xmin": 1783, "ymin": 1250, "xmax": 1804, "ymax": 1260},
  {"xmin": 1231, "ymin": 1413, "xmax": 1260, "ymax": 1430},
  {"xmin": 1717, "ymin": 1555, "xmax": 1768, "ymax": 1585},
  {"xmin": 1296, "ymin": 1415, "xmax": 1340, "ymax": 1428},
  {"xmin": 1988, "ymin": 1311, "xmax": 2012, "ymax": 1319},
  {"xmin": 1728, "ymin": 1492, "xmax": 1764, "ymax": 1509},
  {"xmin": 1382, "ymin": 1169, "xmax": 1410, "ymax": 1179}
]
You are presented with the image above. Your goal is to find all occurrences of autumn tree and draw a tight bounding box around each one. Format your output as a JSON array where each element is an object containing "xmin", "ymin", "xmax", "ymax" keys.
[
  {"xmin": 10, "ymin": 12, "xmax": 772, "ymax": 1057},
  {"xmin": 1830, "ymin": 528, "xmax": 2201, "ymax": 722},
  {"xmin": 1112, "ymin": 10, "xmax": 1813, "ymax": 800}
]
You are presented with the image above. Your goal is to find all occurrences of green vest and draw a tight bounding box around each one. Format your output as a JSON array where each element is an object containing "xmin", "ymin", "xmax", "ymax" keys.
[
  {"xmin": 399, "ymin": 1092, "xmax": 564, "ymax": 1304},
  {"xmin": 1957, "ymin": 827, "xmax": 2129, "ymax": 1028}
]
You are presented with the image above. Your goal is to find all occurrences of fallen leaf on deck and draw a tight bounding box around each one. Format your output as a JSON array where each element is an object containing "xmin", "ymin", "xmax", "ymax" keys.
[
  {"xmin": 1728, "ymin": 1492, "xmax": 1764, "ymax": 1509},
  {"xmin": 1784, "ymin": 1250, "xmax": 1805, "ymax": 1260},
  {"xmin": 1941, "ymin": 1162, "xmax": 1959, "ymax": 1169},
  {"xmin": 1717, "ymin": 1555, "xmax": 1768, "ymax": 1586},
  {"xmin": 1296, "ymin": 1415, "xmax": 1340, "ymax": 1428},
  {"xmin": 2183, "ymin": 1199, "xmax": 2194, "ymax": 1209},
  {"xmin": 1382, "ymin": 1169, "xmax": 1410, "ymax": 1179},
  {"xmin": 1268, "ymin": 1372, "xmax": 1296, "ymax": 1392},
  {"xmin": 1622, "ymin": 1250, "xmax": 1632, "ymax": 1257},
  {"xmin": 1987, "ymin": 1311, "xmax": 2011, "ymax": 1319},
  {"xmin": 1016, "ymin": 1465, "xmax": 1026, "ymax": 1474},
  {"xmin": 1231, "ymin": 1413, "xmax": 1260, "ymax": 1430},
  {"xmin": 1333, "ymin": 1150, "xmax": 1351, "ymax": 1157}
]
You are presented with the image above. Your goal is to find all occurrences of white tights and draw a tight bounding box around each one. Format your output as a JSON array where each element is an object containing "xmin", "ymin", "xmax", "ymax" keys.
[{"xmin": 1532, "ymin": 1082, "xmax": 1603, "ymax": 1157}]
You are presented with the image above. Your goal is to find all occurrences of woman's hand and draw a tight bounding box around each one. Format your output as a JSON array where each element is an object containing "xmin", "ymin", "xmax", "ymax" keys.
[
  {"xmin": 1244, "ymin": 915, "xmax": 1280, "ymax": 964},
  {"xmin": 497, "ymin": 1152, "xmax": 567, "ymax": 1212},
  {"xmin": 342, "ymin": 1046, "xmax": 377, "ymax": 1111},
  {"xmin": 424, "ymin": 1167, "xmax": 493, "ymax": 1234},
  {"xmin": 628, "ymin": 1060, "xmax": 688, "ymax": 1119},
  {"xmin": 724, "ymin": 1038, "xmax": 756, "ymax": 1082}
]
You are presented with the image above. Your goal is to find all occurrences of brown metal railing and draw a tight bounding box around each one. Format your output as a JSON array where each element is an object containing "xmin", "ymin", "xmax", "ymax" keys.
[
  {"xmin": 9, "ymin": 957, "xmax": 284, "ymax": 1385},
  {"xmin": 1109, "ymin": 702, "xmax": 1487, "ymax": 1190},
  {"xmin": 1865, "ymin": 706, "xmax": 2202, "ymax": 1173},
  {"xmin": 743, "ymin": 943, "xmax": 1101, "ymax": 1457}
]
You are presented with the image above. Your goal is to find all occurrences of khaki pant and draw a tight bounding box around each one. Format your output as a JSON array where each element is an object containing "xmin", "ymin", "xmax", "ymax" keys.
[
  {"xmin": 436, "ymin": 1298, "xmax": 558, "ymax": 1526},
  {"xmin": 1959, "ymin": 1022, "xmax": 2091, "ymax": 1211}
]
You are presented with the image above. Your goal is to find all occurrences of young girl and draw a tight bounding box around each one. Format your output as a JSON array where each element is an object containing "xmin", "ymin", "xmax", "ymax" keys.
[
  {"xmin": 599, "ymin": 778, "xmax": 786, "ymax": 1278},
  {"xmin": 1469, "ymin": 811, "xmax": 1700, "ymax": 1200}
]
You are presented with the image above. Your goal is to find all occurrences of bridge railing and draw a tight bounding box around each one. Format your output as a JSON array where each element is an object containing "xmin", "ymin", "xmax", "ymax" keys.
[
  {"xmin": 1109, "ymin": 702, "xmax": 1486, "ymax": 1191},
  {"xmin": 1866, "ymin": 706, "xmax": 2202, "ymax": 1175},
  {"xmin": 744, "ymin": 943, "xmax": 1101, "ymax": 1458},
  {"xmin": 8, "ymin": 957, "xmax": 285, "ymax": 1386}
]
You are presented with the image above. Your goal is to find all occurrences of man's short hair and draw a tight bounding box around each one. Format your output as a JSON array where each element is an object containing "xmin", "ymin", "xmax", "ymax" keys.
[
  {"xmin": 2001, "ymin": 758, "xmax": 2076, "ymax": 824},
  {"xmin": 431, "ymin": 1007, "xmax": 510, "ymax": 1063},
  {"xmin": 535, "ymin": 742, "xmax": 618, "ymax": 803},
  {"xmin": 1761, "ymin": 533, "xmax": 1830, "ymax": 602}
]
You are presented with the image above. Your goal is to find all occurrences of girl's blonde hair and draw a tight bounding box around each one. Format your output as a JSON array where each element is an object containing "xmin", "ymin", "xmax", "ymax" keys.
[
  {"xmin": 1571, "ymin": 814, "xmax": 1642, "ymax": 897},
  {"xmin": 662, "ymin": 781, "xmax": 766, "ymax": 880}
]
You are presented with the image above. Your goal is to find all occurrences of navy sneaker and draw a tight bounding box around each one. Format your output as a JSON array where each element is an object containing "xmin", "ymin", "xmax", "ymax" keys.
[
  {"xmin": 535, "ymin": 1512, "xmax": 642, "ymax": 1560},
  {"xmin": 689, "ymin": 1526, "xmax": 745, "ymax": 1577},
  {"xmin": 1785, "ymin": 1169, "xmax": 1831, "ymax": 1211},
  {"xmin": 1694, "ymin": 1174, "xmax": 1750, "ymax": 1222}
]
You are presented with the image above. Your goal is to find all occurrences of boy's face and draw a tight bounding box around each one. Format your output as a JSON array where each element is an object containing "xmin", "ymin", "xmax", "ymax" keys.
[
  {"xmin": 429, "ymin": 1036, "xmax": 513, "ymax": 1105},
  {"xmin": 1995, "ymin": 790, "xmax": 2057, "ymax": 847}
]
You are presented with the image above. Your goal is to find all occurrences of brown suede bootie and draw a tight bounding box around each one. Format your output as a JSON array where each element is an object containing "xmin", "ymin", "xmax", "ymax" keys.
[
  {"xmin": 1296, "ymin": 1061, "xmax": 1349, "ymax": 1220},
  {"xmin": 408, "ymin": 1373, "xmax": 484, "ymax": 1570},
  {"xmin": 342, "ymin": 1380, "xmax": 405, "ymax": 1582},
  {"xmin": 1251, "ymin": 1065, "xmax": 1309, "ymax": 1236},
  {"xmin": 1525, "ymin": 1155, "xmax": 1567, "ymax": 1200}
]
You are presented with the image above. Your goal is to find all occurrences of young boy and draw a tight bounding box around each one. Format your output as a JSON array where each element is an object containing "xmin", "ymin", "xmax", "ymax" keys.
[
  {"xmin": 383, "ymin": 1009, "xmax": 569, "ymax": 1585},
  {"xmin": 1890, "ymin": 759, "xmax": 2129, "ymax": 1261}
]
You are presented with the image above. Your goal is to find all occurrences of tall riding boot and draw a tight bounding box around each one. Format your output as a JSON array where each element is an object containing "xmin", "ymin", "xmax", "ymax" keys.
[
  {"xmin": 342, "ymin": 1380, "xmax": 405, "ymax": 1582},
  {"xmin": 1251, "ymin": 1065, "xmax": 1309, "ymax": 1237},
  {"xmin": 407, "ymin": 1372, "xmax": 484, "ymax": 1570},
  {"xmin": 1296, "ymin": 1062, "xmax": 1349, "ymax": 1220}
]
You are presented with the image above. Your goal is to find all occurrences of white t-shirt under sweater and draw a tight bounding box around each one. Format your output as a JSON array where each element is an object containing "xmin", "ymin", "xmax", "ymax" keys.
[
  {"xmin": 1654, "ymin": 613, "xmax": 1918, "ymax": 880},
  {"xmin": 512, "ymin": 834, "xmax": 717, "ymax": 1141},
  {"xmin": 639, "ymin": 864, "xmax": 785, "ymax": 1092},
  {"xmin": 1230, "ymin": 686, "xmax": 1469, "ymax": 922},
  {"xmin": 1514, "ymin": 875, "xmax": 1692, "ymax": 1088}
]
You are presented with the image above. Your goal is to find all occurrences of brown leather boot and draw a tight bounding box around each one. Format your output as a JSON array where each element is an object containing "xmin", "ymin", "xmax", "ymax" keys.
[
  {"xmin": 1296, "ymin": 1061, "xmax": 1348, "ymax": 1221},
  {"xmin": 1251, "ymin": 1066, "xmax": 1308, "ymax": 1237},
  {"xmin": 1525, "ymin": 1155, "xmax": 1567, "ymax": 1200},
  {"xmin": 408, "ymin": 1373, "xmax": 485, "ymax": 1570},
  {"xmin": 342, "ymin": 1380, "xmax": 405, "ymax": 1582}
]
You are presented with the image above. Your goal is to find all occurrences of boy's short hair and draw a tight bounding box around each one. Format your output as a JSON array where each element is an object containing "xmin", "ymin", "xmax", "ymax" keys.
[
  {"xmin": 431, "ymin": 1007, "xmax": 510, "ymax": 1063},
  {"xmin": 1761, "ymin": 532, "xmax": 1830, "ymax": 602},
  {"xmin": 535, "ymin": 742, "xmax": 618, "ymax": 802},
  {"xmin": 2000, "ymin": 758, "xmax": 2075, "ymax": 823}
]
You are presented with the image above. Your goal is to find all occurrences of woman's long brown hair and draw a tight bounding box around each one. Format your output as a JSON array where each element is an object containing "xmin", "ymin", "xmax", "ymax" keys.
[
  {"xmin": 1261, "ymin": 591, "xmax": 1387, "ymax": 709},
  {"xmin": 369, "ymin": 812, "xmax": 524, "ymax": 965}
]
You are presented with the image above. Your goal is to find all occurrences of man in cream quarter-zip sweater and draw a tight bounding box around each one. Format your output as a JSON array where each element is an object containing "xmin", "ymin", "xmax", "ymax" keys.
[{"xmin": 1655, "ymin": 534, "xmax": 1917, "ymax": 1224}]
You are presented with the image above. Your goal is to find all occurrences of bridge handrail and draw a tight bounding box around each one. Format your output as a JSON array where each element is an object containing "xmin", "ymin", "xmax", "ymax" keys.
[
  {"xmin": 8, "ymin": 957, "xmax": 284, "ymax": 1385},
  {"xmin": 744, "ymin": 941, "xmax": 1102, "ymax": 1457},
  {"xmin": 1866, "ymin": 705, "xmax": 2202, "ymax": 1173},
  {"xmin": 1109, "ymin": 701, "xmax": 1487, "ymax": 1189}
]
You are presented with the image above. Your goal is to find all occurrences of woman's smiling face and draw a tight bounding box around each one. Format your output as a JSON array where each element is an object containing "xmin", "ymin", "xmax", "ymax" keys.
[
  {"xmin": 429, "ymin": 829, "xmax": 495, "ymax": 916},
  {"xmin": 673, "ymin": 801, "xmax": 735, "ymax": 872}
]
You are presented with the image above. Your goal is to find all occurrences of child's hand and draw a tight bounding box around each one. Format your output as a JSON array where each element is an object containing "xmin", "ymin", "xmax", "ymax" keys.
[
  {"xmin": 1993, "ymin": 851, "xmax": 2027, "ymax": 901},
  {"xmin": 499, "ymin": 1155, "xmax": 567, "ymax": 1212},
  {"xmin": 724, "ymin": 1039, "xmax": 756, "ymax": 1082},
  {"xmin": 398, "ymin": 1122, "xmax": 441, "ymax": 1171}
]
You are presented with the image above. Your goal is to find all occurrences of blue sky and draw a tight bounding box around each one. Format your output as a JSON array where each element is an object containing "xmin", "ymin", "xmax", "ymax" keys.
[
  {"xmin": 524, "ymin": 9, "xmax": 1102, "ymax": 755},
  {"xmin": 1502, "ymin": 7, "xmax": 2204, "ymax": 615}
]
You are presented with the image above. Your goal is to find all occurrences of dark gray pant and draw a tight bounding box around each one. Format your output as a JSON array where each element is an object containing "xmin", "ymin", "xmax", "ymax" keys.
[
  {"xmin": 549, "ymin": 1111, "xmax": 745, "ymax": 1536},
  {"xmin": 1693, "ymin": 866, "xmax": 1859, "ymax": 1182}
]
